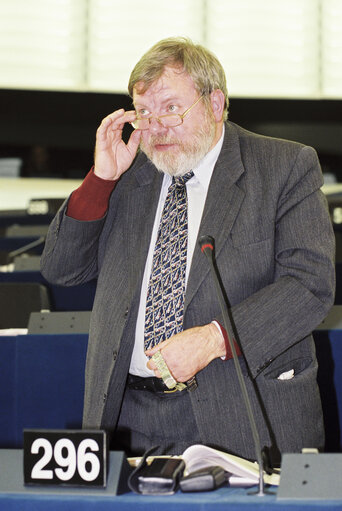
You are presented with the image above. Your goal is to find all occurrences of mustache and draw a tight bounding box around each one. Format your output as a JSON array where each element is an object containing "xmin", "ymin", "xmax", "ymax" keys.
[{"xmin": 147, "ymin": 135, "xmax": 182, "ymax": 146}]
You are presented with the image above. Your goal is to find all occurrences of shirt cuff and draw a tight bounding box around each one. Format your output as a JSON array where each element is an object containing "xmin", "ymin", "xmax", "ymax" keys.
[
  {"xmin": 66, "ymin": 167, "xmax": 118, "ymax": 221},
  {"xmin": 212, "ymin": 320, "xmax": 242, "ymax": 361}
]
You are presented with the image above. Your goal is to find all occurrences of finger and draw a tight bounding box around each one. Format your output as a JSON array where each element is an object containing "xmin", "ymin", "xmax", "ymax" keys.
[
  {"xmin": 97, "ymin": 109, "xmax": 136, "ymax": 136},
  {"xmin": 99, "ymin": 109, "xmax": 125, "ymax": 130},
  {"xmin": 145, "ymin": 346, "xmax": 158, "ymax": 357},
  {"xmin": 126, "ymin": 129, "xmax": 142, "ymax": 156},
  {"xmin": 146, "ymin": 358, "xmax": 157, "ymax": 371},
  {"xmin": 146, "ymin": 359, "xmax": 162, "ymax": 379},
  {"xmin": 109, "ymin": 110, "xmax": 137, "ymax": 131},
  {"xmin": 145, "ymin": 339, "xmax": 170, "ymax": 357}
]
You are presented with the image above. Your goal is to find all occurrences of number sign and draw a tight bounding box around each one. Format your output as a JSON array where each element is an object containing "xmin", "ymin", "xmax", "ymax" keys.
[{"xmin": 23, "ymin": 429, "xmax": 107, "ymax": 487}]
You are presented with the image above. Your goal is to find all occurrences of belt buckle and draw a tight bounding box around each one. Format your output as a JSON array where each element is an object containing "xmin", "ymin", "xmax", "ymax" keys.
[{"xmin": 185, "ymin": 376, "xmax": 198, "ymax": 392}]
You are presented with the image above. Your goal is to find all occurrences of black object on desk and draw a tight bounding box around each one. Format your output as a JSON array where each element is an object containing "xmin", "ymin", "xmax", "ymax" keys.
[{"xmin": 180, "ymin": 466, "xmax": 226, "ymax": 492}]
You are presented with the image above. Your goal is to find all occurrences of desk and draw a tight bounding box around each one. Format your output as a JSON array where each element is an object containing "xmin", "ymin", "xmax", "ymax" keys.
[
  {"xmin": 0, "ymin": 177, "xmax": 81, "ymax": 212},
  {"xmin": 0, "ymin": 334, "xmax": 87, "ymax": 447},
  {"xmin": 0, "ymin": 450, "xmax": 342, "ymax": 511},
  {"xmin": 0, "ymin": 271, "xmax": 96, "ymax": 311}
]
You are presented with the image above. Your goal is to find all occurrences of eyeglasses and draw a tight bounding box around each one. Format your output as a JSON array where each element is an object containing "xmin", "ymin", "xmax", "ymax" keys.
[{"xmin": 131, "ymin": 94, "xmax": 204, "ymax": 130}]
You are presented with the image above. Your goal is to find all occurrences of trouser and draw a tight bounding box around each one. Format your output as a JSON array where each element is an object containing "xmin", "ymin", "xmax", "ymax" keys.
[{"xmin": 111, "ymin": 378, "xmax": 202, "ymax": 457}]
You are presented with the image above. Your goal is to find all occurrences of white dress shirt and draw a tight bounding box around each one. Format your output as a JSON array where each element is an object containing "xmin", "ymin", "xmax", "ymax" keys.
[{"xmin": 129, "ymin": 128, "xmax": 225, "ymax": 376}]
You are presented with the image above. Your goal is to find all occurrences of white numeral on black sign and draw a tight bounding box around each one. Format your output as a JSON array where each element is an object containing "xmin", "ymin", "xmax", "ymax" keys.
[
  {"xmin": 54, "ymin": 439, "xmax": 77, "ymax": 481},
  {"xmin": 31, "ymin": 438, "xmax": 101, "ymax": 482},
  {"xmin": 77, "ymin": 439, "xmax": 101, "ymax": 481},
  {"xmin": 31, "ymin": 438, "xmax": 53, "ymax": 479}
]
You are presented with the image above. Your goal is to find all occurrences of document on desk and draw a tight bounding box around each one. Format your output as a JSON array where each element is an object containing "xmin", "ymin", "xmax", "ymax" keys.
[{"xmin": 181, "ymin": 444, "xmax": 280, "ymax": 486}]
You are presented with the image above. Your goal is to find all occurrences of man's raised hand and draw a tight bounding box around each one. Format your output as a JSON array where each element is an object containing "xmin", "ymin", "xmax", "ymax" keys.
[{"xmin": 94, "ymin": 109, "xmax": 141, "ymax": 180}]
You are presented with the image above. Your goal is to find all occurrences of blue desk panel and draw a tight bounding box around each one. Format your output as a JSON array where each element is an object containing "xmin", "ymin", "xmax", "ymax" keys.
[
  {"xmin": 314, "ymin": 330, "xmax": 342, "ymax": 452},
  {"xmin": 0, "ymin": 334, "xmax": 88, "ymax": 447},
  {"xmin": 3, "ymin": 488, "xmax": 335, "ymax": 511}
]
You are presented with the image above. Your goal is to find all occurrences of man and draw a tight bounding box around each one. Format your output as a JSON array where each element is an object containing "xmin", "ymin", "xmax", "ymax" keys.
[{"xmin": 41, "ymin": 37, "xmax": 335, "ymax": 462}]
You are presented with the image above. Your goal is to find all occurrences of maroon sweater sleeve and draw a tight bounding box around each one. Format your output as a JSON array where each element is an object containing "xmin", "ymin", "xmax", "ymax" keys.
[
  {"xmin": 216, "ymin": 321, "xmax": 242, "ymax": 361},
  {"xmin": 66, "ymin": 168, "xmax": 118, "ymax": 221}
]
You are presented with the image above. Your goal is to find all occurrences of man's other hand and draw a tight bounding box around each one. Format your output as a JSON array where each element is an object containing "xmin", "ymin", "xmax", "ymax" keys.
[{"xmin": 145, "ymin": 323, "xmax": 226, "ymax": 382}]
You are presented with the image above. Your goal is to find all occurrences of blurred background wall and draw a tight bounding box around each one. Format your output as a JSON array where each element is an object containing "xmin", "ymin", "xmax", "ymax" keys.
[{"xmin": 0, "ymin": 0, "xmax": 341, "ymax": 180}]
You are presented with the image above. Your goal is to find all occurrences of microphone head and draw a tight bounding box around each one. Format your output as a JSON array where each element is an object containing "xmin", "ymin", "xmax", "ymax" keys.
[{"xmin": 199, "ymin": 235, "xmax": 214, "ymax": 254}]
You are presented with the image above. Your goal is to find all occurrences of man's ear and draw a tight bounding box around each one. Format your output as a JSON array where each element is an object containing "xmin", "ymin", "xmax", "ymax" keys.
[{"xmin": 210, "ymin": 89, "xmax": 225, "ymax": 122}]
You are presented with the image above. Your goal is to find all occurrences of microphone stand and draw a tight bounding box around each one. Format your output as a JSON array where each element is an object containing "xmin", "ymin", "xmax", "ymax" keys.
[{"xmin": 199, "ymin": 235, "xmax": 267, "ymax": 496}]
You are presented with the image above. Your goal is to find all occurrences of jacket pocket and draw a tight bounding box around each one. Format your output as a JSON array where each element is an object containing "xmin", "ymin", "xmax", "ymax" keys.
[{"xmin": 263, "ymin": 356, "xmax": 314, "ymax": 381}]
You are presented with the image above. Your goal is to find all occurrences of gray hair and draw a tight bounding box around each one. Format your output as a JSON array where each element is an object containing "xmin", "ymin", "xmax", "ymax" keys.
[{"xmin": 128, "ymin": 37, "xmax": 229, "ymax": 121}]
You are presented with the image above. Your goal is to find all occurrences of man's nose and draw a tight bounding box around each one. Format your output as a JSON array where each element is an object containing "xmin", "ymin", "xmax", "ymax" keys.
[{"xmin": 148, "ymin": 117, "xmax": 168, "ymax": 134}]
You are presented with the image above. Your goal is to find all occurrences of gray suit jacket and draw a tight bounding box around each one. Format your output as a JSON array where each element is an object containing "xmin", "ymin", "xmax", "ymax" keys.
[{"xmin": 41, "ymin": 121, "xmax": 335, "ymax": 460}]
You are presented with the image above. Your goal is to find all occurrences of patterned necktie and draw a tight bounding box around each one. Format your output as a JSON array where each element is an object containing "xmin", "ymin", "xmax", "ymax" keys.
[{"xmin": 144, "ymin": 171, "xmax": 194, "ymax": 351}]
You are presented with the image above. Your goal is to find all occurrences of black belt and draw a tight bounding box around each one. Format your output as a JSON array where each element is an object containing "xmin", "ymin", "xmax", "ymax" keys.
[{"xmin": 127, "ymin": 374, "xmax": 196, "ymax": 394}]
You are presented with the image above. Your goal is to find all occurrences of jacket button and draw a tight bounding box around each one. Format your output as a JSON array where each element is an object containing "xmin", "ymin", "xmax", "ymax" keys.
[
  {"xmin": 124, "ymin": 307, "xmax": 129, "ymax": 317},
  {"xmin": 103, "ymin": 393, "xmax": 107, "ymax": 403},
  {"xmin": 113, "ymin": 350, "xmax": 117, "ymax": 360}
]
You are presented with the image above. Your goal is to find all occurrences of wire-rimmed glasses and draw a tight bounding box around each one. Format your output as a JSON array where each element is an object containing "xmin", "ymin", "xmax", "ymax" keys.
[{"xmin": 131, "ymin": 94, "xmax": 204, "ymax": 130}]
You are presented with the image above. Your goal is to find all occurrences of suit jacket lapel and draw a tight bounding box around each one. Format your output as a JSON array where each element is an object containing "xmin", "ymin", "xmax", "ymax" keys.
[
  {"xmin": 185, "ymin": 122, "xmax": 246, "ymax": 310},
  {"xmin": 125, "ymin": 158, "xmax": 163, "ymax": 291},
  {"xmin": 123, "ymin": 123, "xmax": 246, "ymax": 311}
]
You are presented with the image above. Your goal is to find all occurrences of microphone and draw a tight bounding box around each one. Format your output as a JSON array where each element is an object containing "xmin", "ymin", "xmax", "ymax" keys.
[{"xmin": 199, "ymin": 235, "xmax": 266, "ymax": 496}]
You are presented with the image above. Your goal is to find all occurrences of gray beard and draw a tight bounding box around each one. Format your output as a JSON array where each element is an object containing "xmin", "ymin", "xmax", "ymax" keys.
[{"xmin": 140, "ymin": 120, "xmax": 216, "ymax": 177}]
